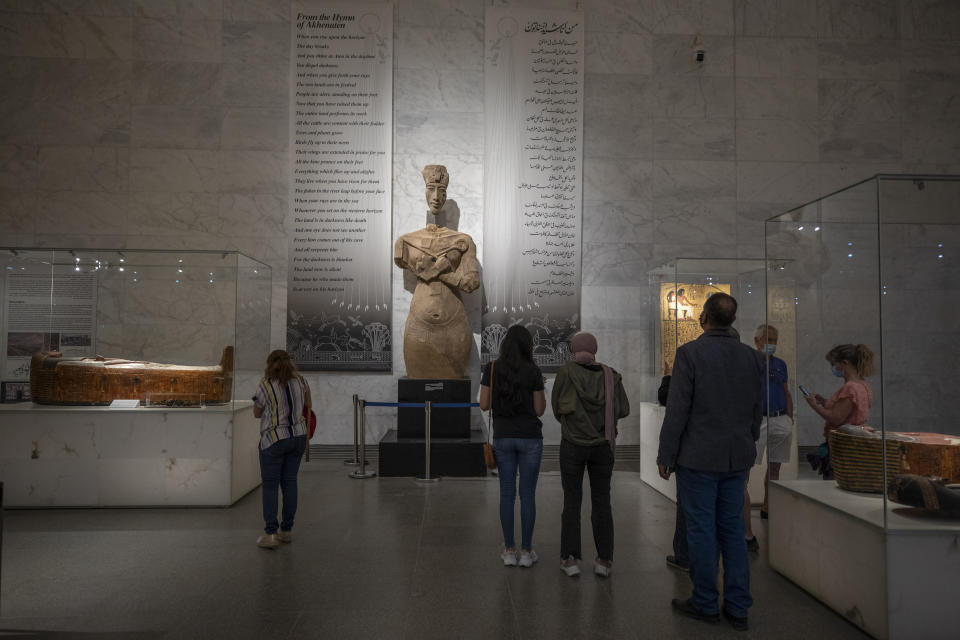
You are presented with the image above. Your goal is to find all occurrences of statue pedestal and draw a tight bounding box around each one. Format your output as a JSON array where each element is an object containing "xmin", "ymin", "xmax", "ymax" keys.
[
  {"xmin": 397, "ymin": 378, "xmax": 470, "ymax": 438},
  {"xmin": 379, "ymin": 378, "xmax": 484, "ymax": 477}
]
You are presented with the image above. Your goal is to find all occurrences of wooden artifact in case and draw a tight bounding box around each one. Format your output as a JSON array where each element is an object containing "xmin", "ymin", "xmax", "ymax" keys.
[{"xmin": 29, "ymin": 346, "xmax": 233, "ymax": 406}]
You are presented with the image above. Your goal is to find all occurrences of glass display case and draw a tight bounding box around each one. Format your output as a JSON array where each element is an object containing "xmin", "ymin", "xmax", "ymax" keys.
[
  {"xmin": 647, "ymin": 258, "xmax": 800, "ymax": 494},
  {"xmin": 766, "ymin": 174, "xmax": 960, "ymax": 529},
  {"xmin": 0, "ymin": 248, "xmax": 271, "ymax": 407}
]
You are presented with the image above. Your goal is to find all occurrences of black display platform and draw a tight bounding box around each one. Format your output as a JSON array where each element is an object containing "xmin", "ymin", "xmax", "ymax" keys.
[
  {"xmin": 378, "ymin": 429, "xmax": 487, "ymax": 477},
  {"xmin": 397, "ymin": 378, "xmax": 471, "ymax": 439}
]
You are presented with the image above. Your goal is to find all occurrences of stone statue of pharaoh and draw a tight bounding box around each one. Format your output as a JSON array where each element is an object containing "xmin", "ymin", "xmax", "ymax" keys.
[{"xmin": 394, "ymin": 165, "xmax": 480, "ymax": 378}]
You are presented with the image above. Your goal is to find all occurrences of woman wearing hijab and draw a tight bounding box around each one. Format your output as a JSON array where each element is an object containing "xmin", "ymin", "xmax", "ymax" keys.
[{"xmin": 552, "ymin": 332, "xmax": 630, "ymax": 577}]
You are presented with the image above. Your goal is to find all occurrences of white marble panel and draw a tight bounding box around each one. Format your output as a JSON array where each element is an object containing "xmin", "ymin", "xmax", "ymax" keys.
[
  {"xmin": 97, "ymin": 457, "xmax": 168, "ymax": 504},
  {"xmin": 164, "ymin": 456, "xmax": 232, "ymax": 505},
  {"xmin": 653, "ymin": 35, "xmax": 733, "ymax": 76},
  {"xmin": 817, "ymin": 0, "xmax": 898, "ymax": 40},
  {"xmin": 735, "ymin": 37, "xmax": 816, "ymax": 79},
  {"xmin": 0, "ymin": 1, "xmax": 133, "ymax": 16},
  {"xmin": 734, "ymin": 0, "xmax": 817, "ymax": 37},
  {"xmin": 38, "ymin": 145, "xmax": 128, "ymax": 192},
  {"xmin": 887, "ymin": 533, "xmax": 960, "ymax": 640},
  {"xmin": 0, "ymin": 144, "xmax": 39, "ymax": 190},
  {"xmin": 395, "ymin": 112, "xmax": 483, "ymax": 157},
  {"xmin": 223, "ymin": 0, "xmax": 289, "ymax": 23},
  {"xmin": 394, "ymin": 68, "xmax": 482, "ymax": 113},
  {"xmin": 583, "ymin": 200, "xmax": 652, "ymax": 244},
  {"xmin": 585, "ymin": 74, "xmax": 653, "ymax": 158},
  {"xmin": 737, "ymin": 161, "xmax": 819, "ymax": 203},
  {"xmin": 580, "ymin": 285, "xmax": 652, "ymax": 331},
  {"xmin": 817, "ymin": 162, "xmax": 902, "ymax": 197},
  {"xmin": 652, "ymin": 159, "xmax": 736, "ymax": 199},
  {"xmin": 396, "ymin": 0, "xmax": 483, "ymax": 30},
  {"xmin": 582, "ymin": 241, "xmax": 654, "ymax": 286},
  {"xmin": 0, "ymin": 13, "xmax": 132, "ymax": 59},
  {"xmin": 220, "ymin": 107, "xmax": 289, "ymax": 151},
  {"xmin": 901, "ymin": 120, "xmax": 960, "ymax": 165},
  {"xmin": 221, "ymin": 193, "xmax": 286, "ymax": 238},
  {"xmin": 128, "ymin": 192, "xmax": 219, "ymax": 237},
  {"xmin": 132, "ymin": 17, "xmax": 221, "ymax": 62},
  {"xmin": 819, "ymin": 80, "xmax": 902, "ymax": 122},
  {"xmin": 0, "ymin": 190, "xmax": 37, "ymax": 234},
  {"xmin": 130, "ymin": 148, "xmax": 219, "ymax": 192},
  {"xmin": 35, "ymin": 190, "xmax": 129, "ymax": 236},
  {"xmin": 652, "ymin": 118, "xmax": 735, "ymax": 160},
  {"xmin": 131, "ymin": 105, "xmax": 223, "ymax": 149},
  {"xmin": 131, "ymin": 61, "xmax": 223, "ymax": 106},
  {"xmin": 584, "ymin": 31, "xmax": 653, "ymax": 75},
  {"xmin": 397, "ymin": 26, "xmax": 482, "ymax": 71},
  {"xmin": 132, "ymin": 1, "xmax": 222, "ymax": 20},
  {"xmin": 901, "ymin": 41, "xmax": 960, "ymax": 80},
  {"xmin": 646, "ymin": 0, "xmax": 735, "ymax": 35},
  {"xmin": 0, "ymin": 101, "xmax": 130, "ymax": 146},
  {"xmin": 900, "ymin": 0, "xmax": 960, "ymax": 41},
  {"xmin": 583, "ymin": 158, "xmax": 653, "ymax": 202},
  {"xmin": 735, "ymin": 78, "xmax": 817, "ymax": 119},
  {"xmin": 903, "ymin": 79, "xmax": 960, "ymax": 124},
  {"xmin": 736, "ymin": 119, "xmax": 818, "ymax": 162},
  {"xmin": 0, "ymin": 58, "xmax": 131, "ymax": 104},
  {"xmin": 820, "ymin": 121, "xmax": 902, "ymax": 163},
  {"xmin": 768, "ymin": 481, "xmax": 888, "ymax": 639},
  {"xmin": 651, "ymin": 76, "xmax": 734, "ymax": 118},
  {"xmin": 817, "ymin": 40, "xmax": 902, "ymax": 80},
  {"xmin": 654, "ymin": 197, "xmax": 737, "ymax": 245},
  {"xmin": 223, "ymin": 20, "xmax": 288, "ymax": 63},
  {"xmin": 220, "ymin": 149, "xmax": 286, "ymax": 194}
]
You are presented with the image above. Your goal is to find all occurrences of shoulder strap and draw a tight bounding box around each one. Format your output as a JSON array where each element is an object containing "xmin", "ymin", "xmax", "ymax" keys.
[{"xmin": 488, "ymin": 361, "xmax": 495, "ymax": 444}]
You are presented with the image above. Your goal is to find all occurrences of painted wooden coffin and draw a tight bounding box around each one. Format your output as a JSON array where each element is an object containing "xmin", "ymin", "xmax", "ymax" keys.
[{"xmin": 29, "ymin": 346, "xmax": 233, "ymax": 405}]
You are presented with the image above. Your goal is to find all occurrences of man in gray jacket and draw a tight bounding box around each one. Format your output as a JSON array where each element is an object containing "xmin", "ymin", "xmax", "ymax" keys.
[{"xmin": 657, "ymin": 293, "xmax": 762, "ymax": 632}]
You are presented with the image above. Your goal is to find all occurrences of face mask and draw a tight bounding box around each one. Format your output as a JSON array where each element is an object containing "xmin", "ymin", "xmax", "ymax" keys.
[
  {"xmin": 761, "ymin": 344, "xmax": 777, "ymax": 355},
  {"xmin": 831, "ymin": 365, "xmax": 844, "ymax": 378}
]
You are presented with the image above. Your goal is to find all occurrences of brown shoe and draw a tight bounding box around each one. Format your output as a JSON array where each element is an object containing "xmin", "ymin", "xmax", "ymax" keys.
[
  {"xmin": 257, "ymin": 534, "xmax": 280, "ymax": 549},
  {"xmin": 277, "ymin": 530, "xmax": 292, "ymax": 543}
]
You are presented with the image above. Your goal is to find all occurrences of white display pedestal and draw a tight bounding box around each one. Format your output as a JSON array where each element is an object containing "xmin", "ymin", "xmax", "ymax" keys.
[
  {"xmin": 0, "ymin": 401, "xmax": 261, "ymax": 507},
  {"xmin": 638, "ymin": 401, "xmax": 797, "ymax": 505},
  {"xmin": 769, "ymin": 480, "xmax": 960, "ymax": 640},
  {"xmin": 639, "ymin": 402, "xmax": 674, "ymax": 500}
]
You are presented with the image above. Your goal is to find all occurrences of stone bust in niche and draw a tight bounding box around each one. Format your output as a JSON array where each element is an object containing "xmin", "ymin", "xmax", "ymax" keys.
[{"xmin": 394, "ymin": 165, "xmax": 480, "ymax": 378}]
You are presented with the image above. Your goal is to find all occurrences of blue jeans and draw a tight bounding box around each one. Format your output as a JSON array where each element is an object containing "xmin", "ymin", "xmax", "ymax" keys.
[
  {"xmin": 494, "ymin": 437, "xmax": 543, "ymax": 550},
  {"xmin": 676, "ymin": 465, "xmax": 752, "ymax": 618},
  {"xmin": 672, "ymin": 494, "xmax": 689, "ymax": 566},
  {"xmin": 259, "ymin": 436, "xmax": 307, "ymax": 534}
]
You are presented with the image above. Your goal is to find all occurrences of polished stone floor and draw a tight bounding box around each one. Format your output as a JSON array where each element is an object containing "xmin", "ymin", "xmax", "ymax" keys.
[{"xmin": 0, "ymin": 461, "xmax": 870, "ymax": 639}]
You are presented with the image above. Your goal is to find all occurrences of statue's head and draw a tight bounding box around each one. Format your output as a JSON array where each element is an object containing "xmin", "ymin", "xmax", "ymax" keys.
[{"xmin": 421, "ymin": 164, "xmax": 449, "ymax": 215}]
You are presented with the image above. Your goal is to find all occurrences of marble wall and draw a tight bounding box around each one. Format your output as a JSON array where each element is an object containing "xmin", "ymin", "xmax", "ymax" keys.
[{"xmin": 1, "ymin": 0, "xmax": 958, "ymax": 444}]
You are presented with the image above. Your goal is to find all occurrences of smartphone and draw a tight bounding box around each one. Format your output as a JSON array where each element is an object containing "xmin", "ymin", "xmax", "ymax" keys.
[{"xmin": 798, "ymin": 384, "xmax": 811, "ymax": 397}]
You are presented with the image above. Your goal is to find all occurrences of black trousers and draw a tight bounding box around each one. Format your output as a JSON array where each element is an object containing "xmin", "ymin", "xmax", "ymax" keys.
[{"xmin": 559, "ymin": 439, "xmax": 614, "ymax": 561}]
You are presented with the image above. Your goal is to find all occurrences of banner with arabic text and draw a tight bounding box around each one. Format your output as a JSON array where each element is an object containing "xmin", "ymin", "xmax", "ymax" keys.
[{"xmin": 481, "ymin": 7, "xmax": 583, "ymax": 371}]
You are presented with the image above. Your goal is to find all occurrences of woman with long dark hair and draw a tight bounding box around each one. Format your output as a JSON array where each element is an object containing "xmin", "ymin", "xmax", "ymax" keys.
[
  {"xmin": 479, "ymin": 325, "xmax": 546, "ymax": 568},
  {"xmin": 252, "ymin": 349, "xmax": 312, "ymax": 549}
]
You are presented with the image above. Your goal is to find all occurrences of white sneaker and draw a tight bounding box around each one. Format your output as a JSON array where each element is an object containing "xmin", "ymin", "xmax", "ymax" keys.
[
  {"xmin": 518, "ymin": 550, "xmax": 538, "ymax": 568},
  {"xmin": 501, "ymin": 549, "xmax": 518, "ymax": 567},
  {"xmin": 594, "ymin": 560, "xmax": 611, "ymax": 577},
  {"xmin": 257, "ymin": 534, "xmax": 279, "ymax": 549},
  {"xmin": 560, "ymin": 555, "xmax": 581, "ymax": 576}
]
